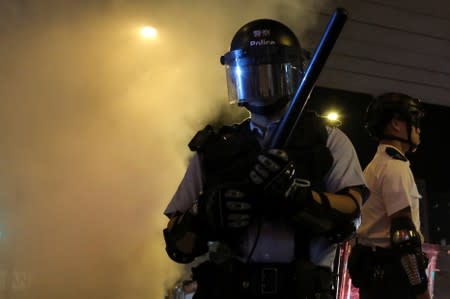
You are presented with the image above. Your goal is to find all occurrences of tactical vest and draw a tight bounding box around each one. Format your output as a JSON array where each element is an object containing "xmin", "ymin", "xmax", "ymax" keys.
[{"xmin": 191, "ymin": 111, "xmax": 333, "ymax": 192}]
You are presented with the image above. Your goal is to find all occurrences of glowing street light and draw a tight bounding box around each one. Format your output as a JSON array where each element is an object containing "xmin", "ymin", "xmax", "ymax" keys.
[
  {"xmin": 326, "ymin": 112, "xmax": 339, "ymax": 121},
  {"xmin": 322, "ymin": 110, "xmax": 342, "ymax": 126},
  {"xmin": 140, "ymin": 26, "xmax": 158, "ymax": 40}
]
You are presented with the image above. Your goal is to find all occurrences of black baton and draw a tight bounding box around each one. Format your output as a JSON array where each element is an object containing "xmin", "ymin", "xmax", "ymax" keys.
[{"xmin": 268, "ymin": 8, "xmax": 348, "ymax": 149}]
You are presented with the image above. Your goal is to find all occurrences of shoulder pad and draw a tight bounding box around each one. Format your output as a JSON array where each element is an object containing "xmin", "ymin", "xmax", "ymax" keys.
[
  {"xmin": 188, "ymin": 121, "xmax": 248, "ymax": 152},
  {"xmin": 218, "ymin": 123, "xmax": 242, "ymax": 135},
  {"xmin": 188, "ymin": 125, "xmax": 215, "ymax": 152},
  {"xmin": 386, "ymin": 147, "xmax": 407, "ymax": 161}
]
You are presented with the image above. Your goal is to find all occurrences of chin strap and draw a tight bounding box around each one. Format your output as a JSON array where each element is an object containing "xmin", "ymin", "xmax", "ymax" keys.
[{"xmin": 382, "ymin": 124, "xmax": 418, "ymax": 152}]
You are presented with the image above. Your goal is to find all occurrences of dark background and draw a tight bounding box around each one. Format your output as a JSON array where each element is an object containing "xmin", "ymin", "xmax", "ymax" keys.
[{"xmin": 308, "ymin": 87, "xmax": 450, "ymax": 245}]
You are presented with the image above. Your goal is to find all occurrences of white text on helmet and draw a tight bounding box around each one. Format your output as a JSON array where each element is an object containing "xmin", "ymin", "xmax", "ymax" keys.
[{"xmin": 250, "ymin": 39, "xmax": 276, "ymax": 46}]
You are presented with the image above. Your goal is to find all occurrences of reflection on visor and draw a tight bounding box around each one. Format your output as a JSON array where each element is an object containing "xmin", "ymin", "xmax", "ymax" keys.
[{"xmin": 225, "ymin": 63, "xmax": 302, "ymax": 105}]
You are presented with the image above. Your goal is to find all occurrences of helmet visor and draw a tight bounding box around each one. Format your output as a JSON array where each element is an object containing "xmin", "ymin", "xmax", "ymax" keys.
[{"xmin": 224, "ymin": 62, "xmax": 302, "ymax": 106}]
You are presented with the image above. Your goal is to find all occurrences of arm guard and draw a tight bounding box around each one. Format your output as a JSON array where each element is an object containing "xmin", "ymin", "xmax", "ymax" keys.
[
  {"xmin": 163, "ymin": 211, "xmax": 208, "ymax": 264},
  {"xmin": 288, "ymin": 182, "xmax": 360, "ymax": 242},
  {"xmin": 390, "ymin": 216, "xmax": 428, "ymax": 294}
]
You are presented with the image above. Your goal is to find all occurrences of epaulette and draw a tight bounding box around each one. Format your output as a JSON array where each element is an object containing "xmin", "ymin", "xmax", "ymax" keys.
[{"xmin": 385, "ymin": 147, "xmax": 408, "ymax": 162}]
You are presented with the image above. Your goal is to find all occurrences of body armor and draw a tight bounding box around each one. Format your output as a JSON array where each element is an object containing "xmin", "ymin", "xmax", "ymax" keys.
[{"xmin": 193, "ymin": 111, "xmax": 333, "ymax": 193}]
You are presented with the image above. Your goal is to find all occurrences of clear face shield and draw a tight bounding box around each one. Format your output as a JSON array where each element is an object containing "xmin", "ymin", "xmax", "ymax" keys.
[
  {"xmin": 221, "ymin": 46, "xmax": 303, "ymax": 108},
  {"xmin": 224, "ymin": 63, "xmax": 302, "ymax": 106}
]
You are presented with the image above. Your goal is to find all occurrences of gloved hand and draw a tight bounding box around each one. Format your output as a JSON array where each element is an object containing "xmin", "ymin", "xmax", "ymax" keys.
[
  {"xmin": 249, "ymin": 149, "xmax": 296, "ymax": 198},
  {"xmin": 221, "ymin": 186, "xmax": 253, "ymax": 229},
  {"xmin": 197, "ymin": 182, "xmax": 254, "ymax": 239}
]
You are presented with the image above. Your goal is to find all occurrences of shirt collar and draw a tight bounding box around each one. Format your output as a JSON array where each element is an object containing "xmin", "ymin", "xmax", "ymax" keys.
[
  {"xmin": 378, "ymin": 144, "xmax": 410, "ymax": 163},
  {"xmin": 249, "ymin": 120, "xmax": 279, "ymax": 138}
]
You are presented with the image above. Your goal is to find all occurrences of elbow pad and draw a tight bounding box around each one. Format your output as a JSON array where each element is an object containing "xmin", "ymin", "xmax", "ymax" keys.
[
  {"xmin": 390, "ymin": 217, "xmax": 428, "ymax": 294},
  {"xmin": 390, "ymin": 216, "xmax": 421, "ymax": 250},
  {"xmin": 163, "ymin": 212, "xmax": 208, "ymax": 264},
  {"xmin": 288, "ymin": 183, "xmax": 360, "ymax": 242}
]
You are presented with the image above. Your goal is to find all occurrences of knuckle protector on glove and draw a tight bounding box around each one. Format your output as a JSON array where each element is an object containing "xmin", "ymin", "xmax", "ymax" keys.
[
  {"xmin": 223, "ymin": 187, "xmax": 252, "ymax": 229},
  {"xmin": 225, "ymin": 199, "xmax": 252, "ymax": 210},
  {"xmin": 250, "ymin": 149, "xmax": 295, "ymax": 198},
  {"xmin": 198, "ymin": 183, "xmax": 254, "ymax": 237},
  {"xmin": 258, "ymin": 154, "xmax": 281, "ymax": 172}
]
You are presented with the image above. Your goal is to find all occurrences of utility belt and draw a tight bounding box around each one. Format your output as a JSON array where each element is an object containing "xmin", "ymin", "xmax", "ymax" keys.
[
  {"xmin": 191, "ymin": 259, "xmax": 333, "ymax": 299},
  {"xmin": 235, "ymin": 261, "xmax": 297, "ymax": 298},
  {"xmin": 363, "ymin": 245, "xmax": 397, "ymax": 262},
  {"xmin": 348, "ymin": 243, "xmax": 405, "ymax": 288}
]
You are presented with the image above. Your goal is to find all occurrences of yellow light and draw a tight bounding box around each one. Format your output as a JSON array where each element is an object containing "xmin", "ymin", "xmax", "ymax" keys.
[
  {"xmin": 326, "ymin": 112, "xmax": 339, "ymax": 121},
  {"xmin": 140, "ymin": 26, "xmax": 158, "ymax": 39},
  {"xmin": 322, "ymin": 111, "xmax": 342, "ymax": 126}
]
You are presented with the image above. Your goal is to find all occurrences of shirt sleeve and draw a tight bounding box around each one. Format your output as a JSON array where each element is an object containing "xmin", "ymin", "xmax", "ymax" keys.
[
  {"xmin": 163, "ymin": 153, "xmax": 203, "ymax": 217},
  {"xmin": 324, "ymin": 127, "xmax": 367, "ymax": 193},
  {"xmin": 380, "ymin": 161, "xmax": 414, "ymax": 216}
]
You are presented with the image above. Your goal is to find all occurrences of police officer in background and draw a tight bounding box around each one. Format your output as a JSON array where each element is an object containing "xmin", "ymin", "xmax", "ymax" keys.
[
  {"xmin": 163, "ymin": 18, "xmax": 368, "ymax": 299},
  {"xmin": 348, "ymin": 92, "xmax": 430, "ymax": 299}
]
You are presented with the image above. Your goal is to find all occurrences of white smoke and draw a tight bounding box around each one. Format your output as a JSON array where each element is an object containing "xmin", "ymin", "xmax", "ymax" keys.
[{"xmin": 0, "ymin": 0, "xmax": 332, "ymax": 298}]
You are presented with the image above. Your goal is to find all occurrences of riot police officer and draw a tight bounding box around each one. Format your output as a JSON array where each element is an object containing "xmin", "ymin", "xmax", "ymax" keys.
[
  {"xmin": 348, "ymin": 92, "xmax": 430, "ymax": 299},
  {"xmin": 163, "ymin": 19, "xmax": 368, "ymax": 299}
]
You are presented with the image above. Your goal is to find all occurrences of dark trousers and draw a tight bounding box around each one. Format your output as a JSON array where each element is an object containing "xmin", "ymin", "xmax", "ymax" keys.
[
  {"xmin": 359, "ymin": 286, "xmax": 415, "ymax": 299},
  {"xmin": 191, "ymin": 259, "xmax": 333, "ymax": 299},
  {"xmin": 348, "ymin": 244, "xmax": 417, "ymax": 299},
  {"xmin": 358, "ymin": 264, "xmax": 416, "ymax": 299}
]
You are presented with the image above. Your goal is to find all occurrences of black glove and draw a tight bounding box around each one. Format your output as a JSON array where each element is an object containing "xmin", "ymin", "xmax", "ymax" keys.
[
  {"xmin": 163, "ymin": 211, "xmax": 209, "ymax": 263},
  {"xmin": 249, "ymin": 149, "xmax": 295, "ymax": 198},
  {"xmin": 221, "ymin": 186, "xmax": 253, "ymax": 229},
  {"xmin": 198, "ymin": 182, "xmax": 254, "ymax": 239}
]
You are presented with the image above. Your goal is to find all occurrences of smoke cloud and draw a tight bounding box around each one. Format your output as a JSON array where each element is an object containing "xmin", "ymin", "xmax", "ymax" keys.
[{"xmin": 0, "ymin": 0, "xmax": 331, "ymax": 298}]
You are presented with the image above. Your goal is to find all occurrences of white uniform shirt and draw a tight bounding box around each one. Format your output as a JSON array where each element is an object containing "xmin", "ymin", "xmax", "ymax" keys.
[
  {"xmin": 357, "ymin": 144, "xmax": 422, "ymax": 248},
  {"xmin": 165, "ymin": 121, "xmax": 367, "ymax": 267}
]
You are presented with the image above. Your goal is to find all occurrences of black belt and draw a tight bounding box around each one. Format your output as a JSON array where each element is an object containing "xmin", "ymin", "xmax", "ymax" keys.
[
  {"xmin": 192, "ymin": 259, "xmax": 332, "ymax": 299},
  {"xmin": 356, "ymin": 244, "xmax": 398, "ymax": 263},
  {"xmin": 233, "ymin": 261, "xmax": 295, "ymax": 298}
]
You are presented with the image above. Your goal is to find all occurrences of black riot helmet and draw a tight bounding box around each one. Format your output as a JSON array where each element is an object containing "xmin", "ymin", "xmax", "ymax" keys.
[
  {"xmin": 220, "ymin": 19, "xmax": 304, "ymax": 115},
  {"xmin": 365, "ymin": 92, "xmax": 424, "ymax": 149}
]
